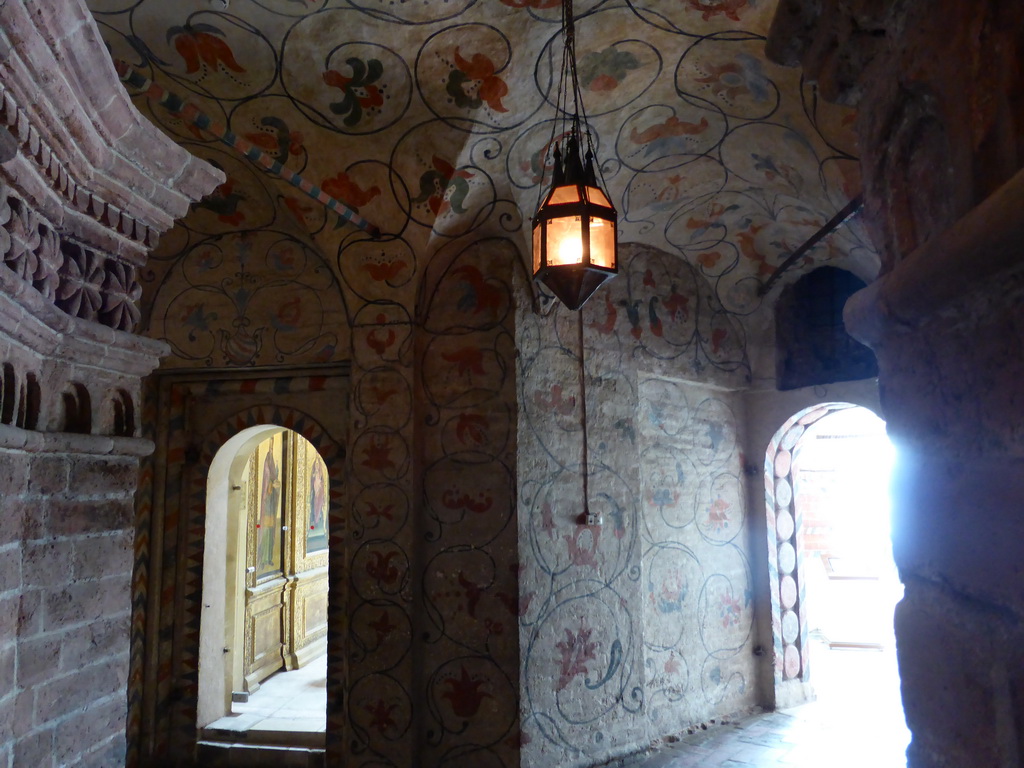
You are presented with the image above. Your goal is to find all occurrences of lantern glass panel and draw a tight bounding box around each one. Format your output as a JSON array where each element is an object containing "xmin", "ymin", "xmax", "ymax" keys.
[
  {"xmin": 586, "ymin": 186, "xmax": 611, "ymax": 208},
  {"xmin": 545, "ymin": 214, "xmax": 584, "ymax": 266},
  {"xmin": 589, "ymin": 217, "xmax": 616, "ymax": 269},
  {"xmin": 550, "ymin": 185, "xmax": 583, "ymax": 205}
]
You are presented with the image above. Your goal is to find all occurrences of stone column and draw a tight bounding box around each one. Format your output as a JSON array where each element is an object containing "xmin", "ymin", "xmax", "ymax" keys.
[
  {"xmin": 767, "ymin": 1, "xmax": 1024, "ymax": 766},
  {"xmin": 844, "ymin": 172, "xmax": 1024, "ymax": 768},
  {"xmin": 0, "ymin": 1, "xmax": 219, "ymax": 765}
]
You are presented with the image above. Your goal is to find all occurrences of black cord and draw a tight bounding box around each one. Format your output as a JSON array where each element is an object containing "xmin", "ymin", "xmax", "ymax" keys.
[{"xmin": 577, "ymin": 308, "xmax": 589, "ymax": 517}]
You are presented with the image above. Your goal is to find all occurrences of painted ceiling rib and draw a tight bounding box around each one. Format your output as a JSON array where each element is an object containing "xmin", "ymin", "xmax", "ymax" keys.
[
  {"xmin": 113, "ymin": 60, "xmax": 382, "ymax": 239},
  {"xmin": 757, "ymin": 195, "xmax": 864, "ymax": 296}
]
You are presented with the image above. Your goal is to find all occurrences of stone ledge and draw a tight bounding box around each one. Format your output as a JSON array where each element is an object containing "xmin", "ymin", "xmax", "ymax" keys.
[
  {"xmin": 0, "ymin": 422, "xmax": 153, "ymax": 456},
  {"xmin": 0, "ymin": 263, "xmax": 168, "ymax": 377},
  {"xmin": 845, "ymin": 166, "xmax": 1024, "ymax": 346}
]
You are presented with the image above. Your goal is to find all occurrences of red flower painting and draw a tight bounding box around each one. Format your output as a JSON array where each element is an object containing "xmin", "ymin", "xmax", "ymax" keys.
[
  {"xmin": 684, "ymin": 0, "xmax": 754, "ymax": 22},
  {"xmin": 366, "ymin": 314, "xmax": 397, "ymax": 355},
  {"xmin": 368, "ymin": 610, "xmax": 397, "ymax": 644},
  {"xmin": 363, "ymin": 260, "xmax": 407, "ymax": 283},
  {"xmin": 720, "ymin": 591, "xmax": 742, "ymax": 628},
  {"xmin": 453, "ymin": 265, "xmax": 503, "ymax": 316},
  {"xmin": 364, "ymin": 699, "xmax": 397, "ymax": 733},
  {"xmin": 578, "ymin": 46, "xmax": 642, "ymax": 92},
  {"xmin": 707, "ymin": 497, "xmax": 731, "ymax": 531},
  {"xmin": 556, "ymin": 621, "xmax": 598, "ymax": 691},
  {"xmin": 198, "ymin": 176, "xmax": 245, "ymax": 226},
  {"xmin": 532, "ymin": 384, "xmax": 575, "ymax": 415},
  {"xmin": 361, "ymin": 437, "xmax": 395, "ymax": 471},
  {"xmin": 321, "ymin": 171, "xmax": 381, "ymax": 211},
  {"xmin": 362, "ymin": 501, "xmax": 395, "ymax": 522},
  {"xmin": 454, "ymin": 413, "xmax": 488, "ymax": 446},
  {"xmin": 442, "ymin": 346, "xmax": 486, "ymax": 377},
  {"xmin": 630, "ymin": 116, "xmax": 710, "ymax": 147},
  {"xmin": 168, "ymin": 23, "xmax": 245, "ymax": 74},
  {"xmin": 449, "ymin": 49, "xmax": 509, "ymax": 113},
  {"xmin": 323, "ymin": 58, "xmax": 385, "ymax": 127},
  {"xmin": 365, "ymin": 550, "xmax": 401, "ymax": 585},
  {"xmin": 412, "ymin": 156, "xmax": 474, "ymax": 217},
  {"xmin": 441, "ymin": 666, "xmax": 492, "ymax": 718},
  {"xmin": 663, "ymin": 286, "xmax": 689, "ymax": 322},
  {"xmin": 711, "ymin": 327, "xmax": 729, "ymax": 354}
]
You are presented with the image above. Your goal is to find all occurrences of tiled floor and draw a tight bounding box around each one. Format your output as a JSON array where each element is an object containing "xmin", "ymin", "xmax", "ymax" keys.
[
  {"xmin": 635, "ymin": 639, "xmax": 910, "ymax": 768},
  {"xmin": 205, "ymin": 654, "xmax": 327, "ymax": 747}
]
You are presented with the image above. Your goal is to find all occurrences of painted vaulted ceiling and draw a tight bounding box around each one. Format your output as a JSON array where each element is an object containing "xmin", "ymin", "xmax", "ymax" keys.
[{"xmin": 86, "ymin": 0, "xmax": 877, "ymax": 369}]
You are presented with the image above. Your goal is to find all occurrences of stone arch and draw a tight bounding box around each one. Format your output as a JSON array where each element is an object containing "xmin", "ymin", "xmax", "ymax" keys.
[
  {"xmin": 763, "ymin": 400, "xmax": 886, "ymax": 704},
  {"xmin": 61, "ymin": 381, "xmax": 92, "ymax": 434},
  {"xmin": 107, "ymin": 388, "xmax": 136, "ymax": 437}
]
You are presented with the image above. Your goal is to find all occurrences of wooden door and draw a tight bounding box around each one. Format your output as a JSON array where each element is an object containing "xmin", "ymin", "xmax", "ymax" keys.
[
  {"xmin": 241, "ymin": 431, "xmax": 330, "ymax": 691},
  {"xmin": 243, "ymin": 431, "xmax": 287, "ymax": 691}
]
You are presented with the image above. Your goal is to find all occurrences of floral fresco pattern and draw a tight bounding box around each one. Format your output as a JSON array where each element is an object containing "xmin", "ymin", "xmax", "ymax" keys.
[
  {"xmin": 90, "ymin": 0, "xmax": 874, "ymax": 372},
  {"xmin": 518, "ymin": 244, "xmax": 751, "ymax": 766}
]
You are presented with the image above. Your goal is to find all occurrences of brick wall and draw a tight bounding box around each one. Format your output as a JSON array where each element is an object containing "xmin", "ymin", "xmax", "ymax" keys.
[
  {"xmin": 793, "ymin": 473, "xmax": 831, "ymax": 558},
  {"xmin": 1, "ymin": 440, "xmax": 145, "ymax": 768}
]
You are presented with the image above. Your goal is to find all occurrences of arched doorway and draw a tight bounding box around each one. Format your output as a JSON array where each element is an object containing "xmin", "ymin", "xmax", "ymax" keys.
[
  {"xmin": 765, "ymin": 403, "xmax": 909, "ymax": 760},
  {"xmin": 764, "ymin": 403, "xmax": 900, "ymax": 690},
  {"xmin": 198, "ymin": 425, "xmax": 330, "ymax": 744}
]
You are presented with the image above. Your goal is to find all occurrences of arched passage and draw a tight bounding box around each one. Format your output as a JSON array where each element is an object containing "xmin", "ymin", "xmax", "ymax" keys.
[
  {"xmin": 199, "ymin": 424, "xmax": 335, "ymax": 735},
  {"xmin": 764, "ymin": 401, "xmax": 910, "ymax": 763},
  {"xmin": 199, "ymin": 424, "xmax": 284, "ymax": 727},
  {"xmin": 184, "ymin": 404, "xmax": 345, "ymax": 756},
  {"xmin": 764, "ymin": 402, "xmax": 891, "ymax": 700},
  {"xmin": 127, "ymin": 372, "xmax": 351, "ymax": 768}
]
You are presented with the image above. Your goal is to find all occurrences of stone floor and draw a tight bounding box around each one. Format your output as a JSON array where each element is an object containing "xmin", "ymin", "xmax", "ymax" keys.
[
  {"xmin": 201, "ymin": 640, "xmax": 909, "ymax": 768},
  {"xmin": 633, "ymin": 702, "xmax": 907, "ymax": 768},
  {"xmin": 204, "ymin": 654, "xmax": 327, "ymax": 747},
  {"xmin": 633, "ymin": 639, "xmax": 910, "ymax": 768}
]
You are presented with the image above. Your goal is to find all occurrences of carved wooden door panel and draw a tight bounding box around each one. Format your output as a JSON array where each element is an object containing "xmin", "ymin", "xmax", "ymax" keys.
[
  {"xmin": 243, "ymin": 431, "xmax": 287, "ymax": 691},
  {"xmin": 241, "ymin": 430, "xmax": 331, "ymax": 691},
  {"xmin": 285, "ymin": 436, "xmax": 330, "ymax": 668}
]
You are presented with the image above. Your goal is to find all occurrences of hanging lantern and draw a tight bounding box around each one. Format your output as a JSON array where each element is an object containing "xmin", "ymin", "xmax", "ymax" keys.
[{"xmin": 532, "ymin": 0, "xmax": 618, "ymax": 310}]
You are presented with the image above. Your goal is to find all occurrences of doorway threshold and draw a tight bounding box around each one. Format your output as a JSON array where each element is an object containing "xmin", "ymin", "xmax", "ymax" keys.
[{"xmin": 196, "ymin": 738, "xmax": 325, "ymax": 768}]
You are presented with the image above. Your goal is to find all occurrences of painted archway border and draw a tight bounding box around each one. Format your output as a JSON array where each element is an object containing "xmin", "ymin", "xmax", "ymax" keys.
[
  {"xmin": 764, "ymin": 402, "xmax": 858, "ymax": 689},
  {"xmin": 127, "ymin": 388, "xmax": 159, "ymax": 768},
  {"xmin": 127, "ymin": 372, "xmax": 349, "ymax": 767},
  {"xmin": 192, "ymin": 406, "xmax": 345, "ymax": 754}
]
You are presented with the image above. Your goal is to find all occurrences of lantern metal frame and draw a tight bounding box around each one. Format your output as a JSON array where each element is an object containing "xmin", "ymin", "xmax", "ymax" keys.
[{"xmin": 531, "ymin": 0, "xmax": 618, "ymax": 311}]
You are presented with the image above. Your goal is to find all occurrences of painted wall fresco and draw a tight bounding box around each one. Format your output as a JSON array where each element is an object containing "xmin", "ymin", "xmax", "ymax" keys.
[
  {"xmin": 88, "ymin": 0, "xmax": 874, "ymax": 375},
  {"xmin": 638, "ymin": 376, "xmax": 753, "ymax": 734},
  {"xmin": 144, "ymin": 225, "xmax": 349, "ymax": 368},
  {"xmin": 518, "ymin": 243, "xmax": 753, "ymax": 767},
  {"xmin": 414, "ymin": 240, "xmax": 521, "ymax": 766},
  {"xmin": 335, "ymin": 239, "xmax": 524, "ymax": 768}
]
